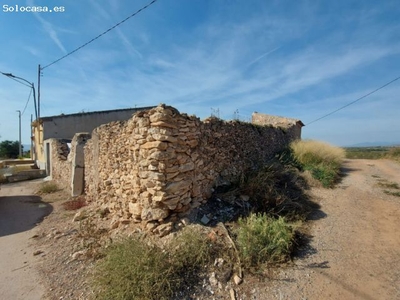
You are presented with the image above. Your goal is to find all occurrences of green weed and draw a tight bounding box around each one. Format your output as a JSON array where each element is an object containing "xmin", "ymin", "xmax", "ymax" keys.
[
  {"xmin": 386, "ymin": 147, "xmax": 400, "ymax": 161},
  {"xmin": 384, "ymin": 190, "xmax": 400, "ymax": 197},
  {"xmin": 92, "ymin": 226, "xmax": 220, "ymax": 300},
  {"xmin": 236, "ymin": 214, "xmax": 296, "ymax": 267},
  {"xmin": 93, "ymin": 237, "xmax": 174, "ymax": 300},
  {"xmin": 239, "ymin": 163, "xmax": 312, "ymax": 221},
  {"xmin": 290, "ymin": 140, "xmax": 344, "ymax": 188},
  {"xmin": 377, "ymin": 181, "xmax": 400, "ymax": 190}
]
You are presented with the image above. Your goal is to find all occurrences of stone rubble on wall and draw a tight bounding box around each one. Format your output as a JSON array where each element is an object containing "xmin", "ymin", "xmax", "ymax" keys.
[
  {"xmin": 48, "ymin": 138, "xmax": 71, "ymax": 191},
  {"xmin": 82, "ymin": 104, "xmax": 302, "ymax": 234}
]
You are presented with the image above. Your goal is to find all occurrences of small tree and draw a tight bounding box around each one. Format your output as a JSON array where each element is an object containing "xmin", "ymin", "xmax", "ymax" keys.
[{"xmin": 0, "ymin": 140, "xmax": 22, "ymax": 159}]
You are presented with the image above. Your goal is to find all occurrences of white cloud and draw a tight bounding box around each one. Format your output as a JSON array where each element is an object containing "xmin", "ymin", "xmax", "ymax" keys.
[{"xmin": 27, "ymin": 0, "xmax": 67, "ymax": 54}]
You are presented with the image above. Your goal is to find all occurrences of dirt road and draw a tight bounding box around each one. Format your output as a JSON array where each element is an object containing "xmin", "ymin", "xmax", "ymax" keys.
[
  {"xmin": 0, "ymin": 180, "xmax": 52, "ymax": 300},
  {"xmin": 261, "ymin": 159, "xmax": 400, "ymax": 299},
  {"xmin": 1, "ymin": 159, "xmax": 399, "ymax": 300}
]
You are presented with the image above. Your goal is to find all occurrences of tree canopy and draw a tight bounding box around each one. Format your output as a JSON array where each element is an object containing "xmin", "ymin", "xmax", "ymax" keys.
[{"xmin": 0, "ymin": 140, "xmax": 22, "ymax": 159}]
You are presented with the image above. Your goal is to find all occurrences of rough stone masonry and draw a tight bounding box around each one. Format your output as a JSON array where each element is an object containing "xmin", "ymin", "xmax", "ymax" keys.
[{"xmin": 80, "ymin": 104, "xmax": 302, "ymax": 233}]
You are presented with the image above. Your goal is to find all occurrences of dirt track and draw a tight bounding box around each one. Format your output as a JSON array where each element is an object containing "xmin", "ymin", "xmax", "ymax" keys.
[
  {"xmin": 263, "ymin": 159, "xmax": 400, "ymax": 299},
  {"xmin": 0, "ymin": 159, "xmax": 399, "ymax": 299},
  {"xmin": 0, "ymin": 180, "xmax": 52, "ymax": 300}
]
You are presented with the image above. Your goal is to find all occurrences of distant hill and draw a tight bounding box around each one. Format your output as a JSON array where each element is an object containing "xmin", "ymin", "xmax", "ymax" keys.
[{"xmin": 346, "ymin": 142, "xmax": 400, "ymax": 148}]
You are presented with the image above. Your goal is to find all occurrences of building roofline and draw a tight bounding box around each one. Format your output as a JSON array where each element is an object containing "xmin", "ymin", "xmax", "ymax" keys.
[{"xmin": 38, "ymin": 106, "xmax": 155, "ymax": 121}]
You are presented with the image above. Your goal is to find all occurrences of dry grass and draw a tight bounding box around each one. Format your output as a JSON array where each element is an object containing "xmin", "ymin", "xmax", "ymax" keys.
[
  {"xmin": 377, "ymin": 181, "xmax": 400, "ymax": 190},
  {"xmin": 386, "ymin": 147, "xmax": 400, "ymax": 161},
  {"xmin": 37, "ymin": 181, "xmax": 60, "ymax": 194},
  {"xmin": 291, "ymin": 140, "xmax": 345, "ymax": 166},
  {"xmin": 92, "ymin": 226, "xmax": 221, "ymax": 300},
  {"xmin": 290, "ymin": 140, "xmax": 345, "ymax": 188},
  {"xmin": 239, "ymin": 163, "xmax": 313, "ymax": 221}
]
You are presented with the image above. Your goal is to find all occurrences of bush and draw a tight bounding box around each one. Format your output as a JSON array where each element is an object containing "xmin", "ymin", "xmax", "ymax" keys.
[
  {"xmin": 38, "ymin": 181, "xmax": 59, "ymax": 194},
  {"xmin": 236, "ymin": 214, "xmax": 296, "ymax": 267},
  {"xmin": 93, "ymin": 226, "xmax": 218, "ymax": 300},
  {"xmin": 290, "ymin": 140, "xmax": 345, "ymax": 188},
  {"xmin": 170, "ymin": 226, "xmax": 214, "ymax": 271},
  {"xmin": 93, "ymin": 237, "xmax": 173, "ymax": 300},
  {"xmin": 239, "ymin": 163, "xmax": 312, "ymax": 221},
  {"xmin": 386, "ymin": 147, "xmax": 400, "ymax": 161},
  {"xmin": 0, "ymin": 140, "xmax": 21, "ymax": 159}
]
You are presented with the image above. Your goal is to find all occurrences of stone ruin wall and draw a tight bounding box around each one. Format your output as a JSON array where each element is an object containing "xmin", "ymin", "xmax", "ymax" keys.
[
  {"xmin": 48, "ymin": 133, "xmax": 91, "ymax": 195},
  {"xmin": 83, "ymin": 104, "xmax": 301, "ymax": 231},
  {"xmin": 48, "ymin": 138, "xmax": 71, "ymax": 191},
  {"xmin": 252, "ymin": 112, "xmax": 303, "ymax": 139}
]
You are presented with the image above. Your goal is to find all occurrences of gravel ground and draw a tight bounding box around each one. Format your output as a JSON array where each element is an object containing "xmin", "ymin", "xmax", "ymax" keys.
[{"xmin": 1, "ymin": 158, "xmax": 399, "ymax": 299}]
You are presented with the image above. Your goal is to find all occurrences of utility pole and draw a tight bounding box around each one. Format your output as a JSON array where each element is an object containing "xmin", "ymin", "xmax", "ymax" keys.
[
  {"xmin": 17, "ymin": 110, "xmax": 22, "ymax": 157},
  {"xmin": 31, "ymin": 114, "xmax": 33, "ymax": 159},
  {"xmin": 38, "ymin": 64, "xmax": 41, "ymax": 120}
]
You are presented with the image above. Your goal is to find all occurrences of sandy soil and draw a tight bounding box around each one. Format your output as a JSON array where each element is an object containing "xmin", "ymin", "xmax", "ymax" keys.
[
  {"xmin": 0, "ymin": 179, "xmax": 53, "ymax": 300},
  {"xmin": 257, "ymin": 159, "xmax": 400, "ymax": 300},
  {"xmin": 0, "ymin": 159, "xmax": 399, "ymax": 299}
]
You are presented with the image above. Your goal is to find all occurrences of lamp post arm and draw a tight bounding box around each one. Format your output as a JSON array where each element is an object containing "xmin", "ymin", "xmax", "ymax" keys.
[
  {"xmin": 1, "ymin": 72, "xmax": 33, "ymax": 87},
  {"xmin": 1, "ymin": 71, "xmax": 38, "ymax": 120}
]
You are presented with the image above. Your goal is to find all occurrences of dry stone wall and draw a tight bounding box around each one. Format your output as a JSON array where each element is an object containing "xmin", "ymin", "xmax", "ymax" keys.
[
  {"xmin": 47, "ymin": 138, "xmax": 71, "ymax": 191},
  {"xmin": 84, "ymin": 104, "xmax": 302, "ymax": 231},
  {"xmin": 48, "ymin": 133, "xmax": 91, "ymax": 195}
]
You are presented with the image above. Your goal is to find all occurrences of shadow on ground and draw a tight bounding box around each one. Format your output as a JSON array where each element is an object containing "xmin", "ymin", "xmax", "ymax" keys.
[{"xmin": 0, "ymin": 195, "xmax": 53, "ymax": 237}]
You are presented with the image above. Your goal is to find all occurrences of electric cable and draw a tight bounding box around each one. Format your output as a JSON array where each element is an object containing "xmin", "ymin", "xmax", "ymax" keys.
[
  {"xmin": 307, "ymin": 76, "xmax": 400, "ymax": 126},
  {"xmin": 41, "ymin": 0, "xmax": 158, "ymax": 70},
  {"xmin": 21, "ymin": 88, "xmax": 32, "ymax": 116}
]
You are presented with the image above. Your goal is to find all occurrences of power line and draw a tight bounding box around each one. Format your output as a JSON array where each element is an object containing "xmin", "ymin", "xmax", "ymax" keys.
[
  {"xmin": 41, "ymin": 0, "xmax": 158, "ymax": 70},
  {"xmin": 306, "ymin": 76, "xmax": 400, "ymax": 126},
  {"xmin": 21, "ymin": 88, "xmax": 32, "ymax": 116}
]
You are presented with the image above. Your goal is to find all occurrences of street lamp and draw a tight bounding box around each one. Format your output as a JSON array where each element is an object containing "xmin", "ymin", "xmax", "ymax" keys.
[
  {"xmin": 1, "ymin": 72, "xmax": 38, "ymax": 120},
  {"xmin": 16, "ymin": 110, "xmax": 22, "ymax": 158}
]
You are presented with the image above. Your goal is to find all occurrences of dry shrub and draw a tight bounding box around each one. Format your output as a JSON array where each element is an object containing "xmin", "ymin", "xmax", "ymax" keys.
[
  {"xmin": 386, "ymin": 147, "xmax": 400, "ymax": 161},
  {"xmin": 291, "ymin": 140, "xmax": 345, "ymax": 166},
  {"xmin": 37, "ymin": 181, "xmax": 59, "ymax": 194},
  {"xmin": 240, "ymin": 163, "xmax": 313, "ymax": 221},
  {"xmin": 290, "ymin": 140, "xmax": 345, "ymax": 188},
  {"xmin": 92, "ymin": 226, "xmax": 223, "ymax": 300}
]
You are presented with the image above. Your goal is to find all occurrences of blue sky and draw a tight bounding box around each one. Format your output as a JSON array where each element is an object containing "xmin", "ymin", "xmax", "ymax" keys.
[{"xmin": 1, "ymin": 0, "xmax": 399, "ymax": 147}]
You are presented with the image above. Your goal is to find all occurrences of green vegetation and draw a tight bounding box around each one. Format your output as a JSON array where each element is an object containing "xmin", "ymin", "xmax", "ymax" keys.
[
  {"xmin": 345, "ymin": 147, "xmax": 390, "ymax": 159},
  {"xmin": 37, "ymin": 181, "xmax": 59, "ymax": 194},
  {"xmin": 236, "ymin": 214, "xmax": 295, "ymax": 267},
  {"xmin": 345, "ymin": 146, "xmax": 400, "ymax": 161},
  {"xmin": 290, "ymin": 140, "xmax": 345, "ymax": 188},
  {"xmin": 91, "ymin": 139, "xmax": 344, "ymax": 298},
  {"xmin": 376, "ymin": 179, "xmax": 400, "ymax": 197},
  {"xmin": 384, "ymin": 190, "xmax": 400, "ymax": 197},
  {"xmin": 240, "ymin": 163, "xmax": 312, "ymax": 221},
  {"xmin": 386, "ymin": 147, "xmax": 400, "ymax": 162},
  {"xmin": 377, "ymin": 181, "xmax": 400, "ymax": 190},
  {"xmin": 93, "ymin": 227, "xmax": 218, "ymax": 300},
  {"xmin": 93, "ymin": 237, "xmax": 173, "ymax": 300},
  {"xmin": 0, "ymin": 140, "xmax": 22, "ymax": 159}
]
